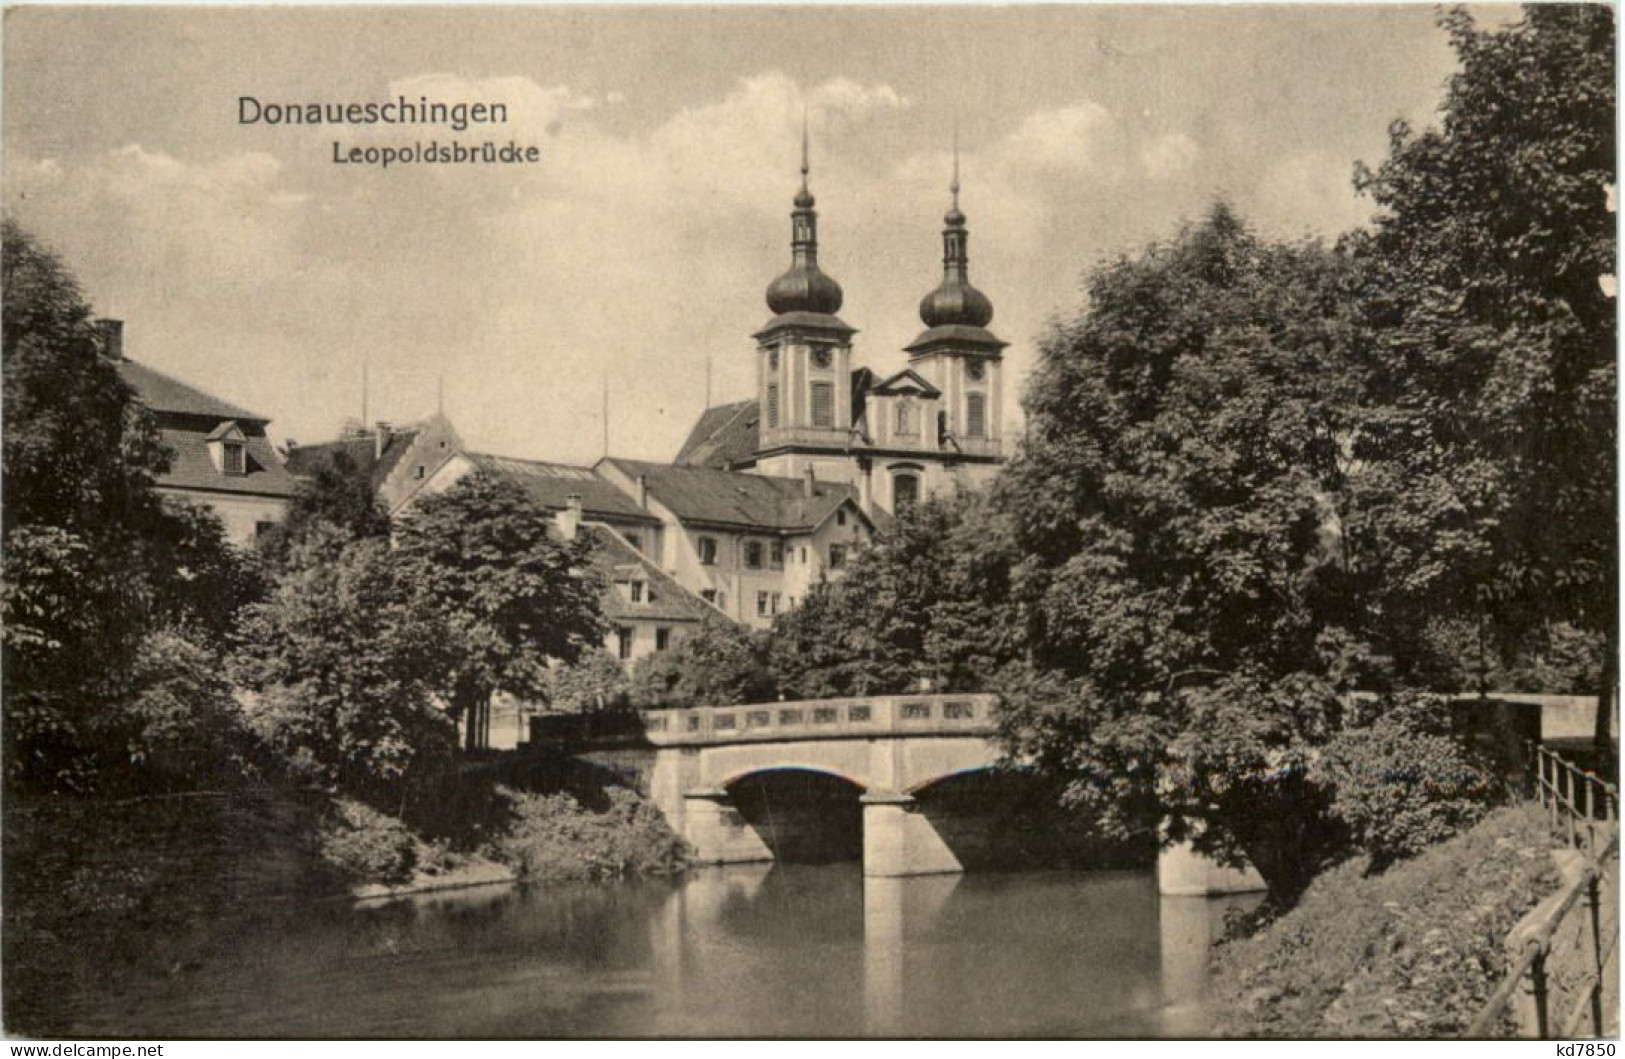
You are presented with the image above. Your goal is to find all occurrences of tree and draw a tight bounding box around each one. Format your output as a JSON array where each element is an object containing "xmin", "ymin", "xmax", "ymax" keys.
[
  {"xmin": 392, "ymin": 472, "xmax": 607, "ymax": 748},
  {"xmin": 257, "ymin": 449, "xmax": 390, "ymax": 567},
  {"xmin": 546, "ymin": 651, "xmax": 631, "ymax": 714},
  {"xmin": 769, "ymin": 494, "xmax": 1024, "ymax": 698},
  {"xmin": 631, "ymin": 617, "xmax": 776, "ymax": 707},
  {"xmin": 1350, "ymin": 6, "xmax": 1617, "ymax": 744},
  {"xmin": 1, "ymin": 221, "xmax": 254, "ymax": 790},
  {"xmin": 997, "ymin": 206, "xmax": 1378, "ymax": 902},
  {"xmin": 234, "ymin": 530, "xmax": 455, "ymax": 797}
]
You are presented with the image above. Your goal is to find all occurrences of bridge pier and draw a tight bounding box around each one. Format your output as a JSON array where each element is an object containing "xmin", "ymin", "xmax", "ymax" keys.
[
  {"xmin": 1156, "ymin": 838, "xmax": 1267, "ymax": 896},
  {"xmin": 681, "ymin": 788, "xmax": 773, "ymax": 865},
  {"xmin": 861, "ymin": 791, "xmax": 963, "ymax": 877}
]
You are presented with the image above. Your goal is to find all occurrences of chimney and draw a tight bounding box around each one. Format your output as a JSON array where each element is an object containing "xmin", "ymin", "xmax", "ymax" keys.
[
  {"xmin": 558, "ymin": 493, "xmax": 583, "ymax": 541},
  {"xmin": 374, "ymin": 421, "xmax": 392, "ymax": 460},
  {"xmin": 95, "ymin": 318, "xmax": 124, "ymax": 360},
  {"xmin": 636, "ymin": 474, "xmax": 648, "ymax": 509},
  {"xmin": 803, "ymin": 465, "xmax": 817, "ymax": 498}
]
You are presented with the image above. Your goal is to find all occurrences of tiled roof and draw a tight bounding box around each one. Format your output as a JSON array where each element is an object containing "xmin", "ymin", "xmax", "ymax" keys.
[
  {"xmin": 602, "ymin": 457, "xmax": 864, "ymax": 533},
  {"xmin": 118, "ymin": 360, "xmax": 266, "ymax": 422},
  {"xmin": 283, "ymin": 431, "xmax": 421, "ymax": 490},
  {"xmin": 467, "ymin": 452, "xmax": 660, "ymax": 525},
  {"xmin": 153, "ymin": 425, "xmax": 300, "ymax": 499},
  {"xmin": 583, "ymin": 524, "xmax": 711, "ymax": 624},
  {"xmin": 674, "ymin": 399, "xmax": 758, "ymax": 470}
]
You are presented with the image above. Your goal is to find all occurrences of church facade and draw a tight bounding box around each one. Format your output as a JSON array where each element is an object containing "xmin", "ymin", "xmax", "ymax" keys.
[{"xmin": 675, "ymin": 136, "xmax": 1009, "ymax": 517}]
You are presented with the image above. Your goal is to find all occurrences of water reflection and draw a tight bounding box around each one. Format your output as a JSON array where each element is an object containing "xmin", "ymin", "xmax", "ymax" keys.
[{"xmin": 35, "ymin": 864, "xmax": 1257, "ymax": 1038}]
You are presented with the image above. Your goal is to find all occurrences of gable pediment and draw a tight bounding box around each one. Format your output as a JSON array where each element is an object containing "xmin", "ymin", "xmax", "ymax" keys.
[{"xmin": 870, "ymin": 368, "xmax": 941, "ymax": 398}]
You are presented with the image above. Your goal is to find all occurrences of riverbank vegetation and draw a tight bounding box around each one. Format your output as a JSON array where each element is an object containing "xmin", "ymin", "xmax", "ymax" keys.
[
  {"xmin": 1, "ymin": 217, "xmax": 688, "ymax": 1037},
  {"xmin": 1207, "ymin": 804, "xmax": 1562, "ymax": 1037}
]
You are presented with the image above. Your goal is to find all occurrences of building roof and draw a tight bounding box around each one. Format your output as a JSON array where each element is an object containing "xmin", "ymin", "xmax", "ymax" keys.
[
  {"xmin": 602, "ymin": 457, "xmax": 865, "ymax": 534},
  {"xmin": 583, "ymin": 524, "xmax": 711, "ymax": 624},
  {"xmin": 153, "ymin": 425, "xmax": 300, "ymax": 498},
  {"xmin": 117, "ymin": 360, "xmax": 267, "ymax": 422},
  {"xmin": 115, "ymin": 358, "xmax": 296, "ymax": 498},
  {"xmin": 283, "ymin": 429, "xmax": 421, "ymax": 490},
  {"xmin": 467, "ymin": 452, "xmax": 661, "ymax": 525},
  {"xmin": 904, "ymin": 323, "xmax": 1008, "ymax": 354},
  {"xmin": 674, "ymin": 399, "xmax": 759, "ymax": 470}
]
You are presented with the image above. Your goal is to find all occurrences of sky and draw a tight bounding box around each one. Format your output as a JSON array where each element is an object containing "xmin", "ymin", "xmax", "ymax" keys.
[{"xmin": 2, "ymin": 4, "xmax": 1511, "ymax": 465}]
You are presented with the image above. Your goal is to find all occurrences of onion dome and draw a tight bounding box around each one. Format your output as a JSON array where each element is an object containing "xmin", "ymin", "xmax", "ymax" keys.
[
  {"xmin": 766, "ymin": 120, "xmax": 844, "ymax": 315},
  {"xmin": 919, "ymin": 148, "xmax": 994, "ymax": 329}
]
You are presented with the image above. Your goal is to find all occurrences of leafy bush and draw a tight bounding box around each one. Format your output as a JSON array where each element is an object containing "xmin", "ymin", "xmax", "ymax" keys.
[
  {"xmin": 316, "ymin": 798, "xmax": 418, "ymax": 885},
  {"xmin": 1208, "ymin": 804, "xmax": 1560, "ymax": 1038},
  {"xmin": 488, "ymin": 785, "xmax": 690, "ymax": 882},
  {"xmin": 1316, "ymin": 693, "xmax": 1505, "ymax": 867},
  {"xmin": 629, "ymin": 617, "xmax": 775, "ymax": 707}
]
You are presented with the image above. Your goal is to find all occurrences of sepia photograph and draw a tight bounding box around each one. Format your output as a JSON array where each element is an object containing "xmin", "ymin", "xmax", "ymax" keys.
[{"xmin": 0, "ymin": 1, "xmax": 1617, "ymax": 1043}]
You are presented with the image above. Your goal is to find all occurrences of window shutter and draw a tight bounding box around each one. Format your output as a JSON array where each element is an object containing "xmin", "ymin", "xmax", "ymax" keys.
[
  {"xmin": 966, "ymin": 394, "xmax": 987, "ymax": 439},
  {"xmin": 811, "ymin": 382, "xmax": 834, "ymax": 428},
  {"xmin": 767, "ymin": 383, "xmax": 779, "ymax": 429}
]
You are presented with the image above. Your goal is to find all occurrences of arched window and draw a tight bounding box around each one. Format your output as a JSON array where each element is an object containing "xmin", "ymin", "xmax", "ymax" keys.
[{"xmin": 893, "ymin": 471, "xmax": 920, "ymax": 512}]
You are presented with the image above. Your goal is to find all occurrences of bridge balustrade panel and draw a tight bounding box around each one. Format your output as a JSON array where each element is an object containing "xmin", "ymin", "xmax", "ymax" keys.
[{"xmin": 639, "ymin": 693, "xmax": 999, "ymax": 747}]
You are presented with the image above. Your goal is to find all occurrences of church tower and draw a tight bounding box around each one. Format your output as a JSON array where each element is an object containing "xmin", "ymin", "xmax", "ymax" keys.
[
  {"xmin": 752, "ymin": 121, "xmax": 858, "ymax": 483},
  {"xmin": 905, "ymin": 143, "xmax": 1006, "ymax": 458}
]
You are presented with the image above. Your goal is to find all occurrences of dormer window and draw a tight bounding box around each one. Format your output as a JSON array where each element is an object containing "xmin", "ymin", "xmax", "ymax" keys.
[
  {"xmin": 629, "ymin": 581, "xmax": 644, "ymax": 604},
  {"xmin": 205, "ymin": 421, "xmax": 249, "ymax": 477}
]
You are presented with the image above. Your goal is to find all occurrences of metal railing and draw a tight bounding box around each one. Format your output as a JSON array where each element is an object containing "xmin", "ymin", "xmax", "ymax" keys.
[
  {"xmin": 1470, "ymin": 745, "xmax": 1619, "ymax": 1038},
  {"xmin": 1533, "ymin": 742, "xmax": 1618, "ymax": 854}
]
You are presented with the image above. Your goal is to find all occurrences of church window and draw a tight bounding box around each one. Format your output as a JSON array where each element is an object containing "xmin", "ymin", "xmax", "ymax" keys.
[
  {"xmin": 893, "ymin": 472, "xmax": 920, "ymax": 512},
  {"xmin": 745, "ymin": 541, "xmax": 764, "ymax": 569},
  {"xmin": 767, "ymin": 384, "xmax": 779, "ymax": 429},
  {"xmin": 966, "ymin": 394, "xmax": 987, "ymax": 439},
  {"xmin": 829, "ymin": 544, "xmax": 848, "ymax": 570},
  {"xmin": 222, "ymin": 441, "xmax": 246, "ymax": 476},
  {"xmin": 811, "ymin": 382, "xmax": 834, "ymax": 428},
  {"xmin": 698, "ymin": 536, "xmax": 718, "ymax": 565},
  {"xmin": 895, "ymin": 400, "xmax": 915, "ymax": 435}
]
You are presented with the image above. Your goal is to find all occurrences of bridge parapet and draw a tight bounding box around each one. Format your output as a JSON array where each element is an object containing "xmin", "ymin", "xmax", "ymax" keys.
[{"xmin": 639, "ymin": 693, "xmax": 999, "ymax": 747}]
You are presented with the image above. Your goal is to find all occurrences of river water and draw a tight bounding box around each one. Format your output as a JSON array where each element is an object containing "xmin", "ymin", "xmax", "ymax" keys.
[{"xmin": 49, "ymin": 865, "xmax": 1254, "ymax": 1038}]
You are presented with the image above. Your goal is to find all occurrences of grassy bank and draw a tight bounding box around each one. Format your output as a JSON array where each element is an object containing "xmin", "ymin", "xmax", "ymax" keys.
[{"xmin": 1207, "ymin": 803, "xmax": 1562, "ymax": 1038}]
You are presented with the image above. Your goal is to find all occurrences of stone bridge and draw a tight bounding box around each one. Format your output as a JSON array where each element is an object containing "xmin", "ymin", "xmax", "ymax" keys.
[
  {"xmin": 641, "ymin": 694, "xmax": 1004, "ymax": 877},
  {"xmin": 627, "ymin": 693, "xmax": 1264, "ymax": 892}
]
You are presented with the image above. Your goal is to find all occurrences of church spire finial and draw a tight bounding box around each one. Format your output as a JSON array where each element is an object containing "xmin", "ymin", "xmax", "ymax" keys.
[
  {"xmin": 795, "ymin": 105, "xmax": 815, "ymax": 209},
  {"xmin": 918, "ymin": 126, "xmax": 993, "ymax": 329},
  {"xmin": 766, "ymin": 105, "xmax": 843, "ymax": 316},
  {"xmin": 945, "ymin": 124, "xmax": 966, "ymax": 228}
]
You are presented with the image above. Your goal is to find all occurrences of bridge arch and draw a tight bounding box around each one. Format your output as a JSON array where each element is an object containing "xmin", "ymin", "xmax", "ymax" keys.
[{"xmin": 723, "ymin": 767, "xmax": 866, "ymax": 864}]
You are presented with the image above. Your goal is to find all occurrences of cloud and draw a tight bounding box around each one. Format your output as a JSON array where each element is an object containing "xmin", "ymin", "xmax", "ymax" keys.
[
  {"xmin": 1252, "ymin": 149, "xmax": 1373, "ymax": 237},
  {"xmin": 1003, "ymin": 103, "xmax": 1116, "ymax": 173},
  {"xmin": 1140, "ymin": 132, "xmax": 1199, "ymax": 179}
]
